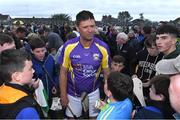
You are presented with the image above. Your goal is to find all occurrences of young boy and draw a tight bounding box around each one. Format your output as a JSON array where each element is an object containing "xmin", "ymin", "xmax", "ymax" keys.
[
  {"xmin": 29, "ymin": 37, "xmax": 59, "ymax": 117},
  {"xmin": 134, "ymin": 74, "xmax": 175, "ymax": 119},
  {"xmin": 156, "ymin": 24, "xmax": 180, "ymax": 59},
  {"xmin": 111, "ymin": 55, "xmax": 125, "ymax": 72},
  {"xmin": 97, "ymin": 72, "xmax": 134, "ymax": 119},
  {"xmin": 132, "ymin": 34, "xmax": 163, "ymax": 97},
  {"xmin": 0, "ymin": 49, "xmax": 43, "ymax": 119}
]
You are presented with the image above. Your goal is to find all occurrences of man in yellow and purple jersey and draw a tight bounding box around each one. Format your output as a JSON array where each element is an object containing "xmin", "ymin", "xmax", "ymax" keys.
[{"xmin": 59, "ymin": 10, "xmax": 110, "ymax": 118}]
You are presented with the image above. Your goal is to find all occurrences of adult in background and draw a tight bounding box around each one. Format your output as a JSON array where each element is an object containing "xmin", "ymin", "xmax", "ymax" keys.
[
  {"xmin": 13, "ymin": 27, "xmax": 27, "ymax": 49},
  {"xmin": 44, "ymin": 27, "xmax": 63, "ymax": 56},
  {"xmin": 116, "ymin": 32, "xmax": 136, "ymax": 75}
]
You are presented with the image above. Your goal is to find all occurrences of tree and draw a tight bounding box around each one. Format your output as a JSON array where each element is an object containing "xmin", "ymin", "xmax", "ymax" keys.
[
  {"xmin": 117, "ymin": 11, "xmax": 133, "ymax": 30},
  {"xmin": 139, "ymin": 13, "xmax": 144, "ymax": 20},
  {"xmin": 101, "ymin": 15, "xmax": 117, "ymax": 26},
  {"xmin": 51, "ymin": 13, "xmax": 72, "ymax": 25}
]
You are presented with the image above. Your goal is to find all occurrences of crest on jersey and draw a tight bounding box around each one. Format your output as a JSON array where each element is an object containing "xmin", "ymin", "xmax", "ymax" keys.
[{"xmin": 93, "ymin": 53, "xmax": 99, "ymax": 61}]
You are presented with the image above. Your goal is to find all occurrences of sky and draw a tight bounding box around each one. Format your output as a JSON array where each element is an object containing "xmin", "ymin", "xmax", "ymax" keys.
[{"xmin": 0, "ymin": 0, "xmax": 180, "ymax": 22}]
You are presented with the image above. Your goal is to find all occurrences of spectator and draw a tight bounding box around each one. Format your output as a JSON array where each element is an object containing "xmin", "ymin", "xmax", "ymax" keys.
[
  {"xmin": 156, "ymin": 24, "xmax": 180, "ymax": 59},
  {"xmin": 14, "ymin": 27, "xmax": 27, "ymax": 49},
  {"xmin": 134, "ymin": 74, "xmax": 174, "ymax": 119},
  {"xmin": 0, "ymin": 49, "xmax": 44, "ymax": 119},
  {"xmin": 116, "ymin": 32, "xmax": 136, "ymax": 75},
  {"xmin": 29, "ymin": 37, "xmax": 59, "ymax": 115},
  {"xmin": 97, "ymin": 72, "xmax": 133, "ymax": 119},
  {"xmin": 0, "ymin": 33, "xmax": 15, "ymax": 53},
  {"xmin": 156, "ymin": 54, "xmax": 180, "ymax": 119},
  {"xmin": 44, "ymin": 27, "xmax": 63, "ymax": 56},
  {"xmin": 132, "ymin": 34, "xmax": 163, "ymax": 97},
  {"xmin": 111, "ymin": 55, "xmax": 125, "ymax": 72}
]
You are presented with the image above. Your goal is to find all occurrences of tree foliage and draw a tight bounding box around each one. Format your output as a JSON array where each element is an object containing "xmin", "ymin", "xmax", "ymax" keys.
[
  {"xmin": 51, "ymin": 13, "xmax": 72, "ymax": 25},
  {"xmin": 101, "ymin": 15, "xmax": 117, "ymax": 25},
  {"xmin": 117, "ymin": 11, "xmax": 133, "ymax": 26}
]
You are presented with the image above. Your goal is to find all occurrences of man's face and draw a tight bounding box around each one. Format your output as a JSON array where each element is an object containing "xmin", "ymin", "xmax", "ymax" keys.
[
  {"xmin": 111, "ymin": 62, "xmax": 124, "ymax": 72},
  {"xmin": 169, "ymin": 74, "xmax": 180, "ymax": 114},
  {"xmin": 17, "ymin": 32, "xmax": 26, "ymax": 39},
  {"xmin": 0, "ymin": 42, "xmax": 16, "ymax": 52},
  {"xmin": 76, "ymin": 19, "xmax": 96, "ymax": 41},
  {"xmin": 156, "ymin": 33, "xmax": 176, "ymax": 55},
  {"xmin": 116, "ymin": 37, "xmax": 126, "ymax": 45},
  {"xmin": 32, "ymin": 47, "xmax": 46, "ymax": 61}
]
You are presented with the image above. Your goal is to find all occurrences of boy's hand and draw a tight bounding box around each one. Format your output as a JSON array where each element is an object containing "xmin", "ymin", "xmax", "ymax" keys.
[
  {"xmin": 132, "ymin": 74, "xmax": 138, "ymax": 79},
  {"xmin": 31, "ymin": 78, "xmax": 40, "ymax": 89},
  {"xmin": 143, "ymin": 79, "xmax": 150, "ymax": 87},
  {"xmin": 95, "ymin": 99, "xmax": 106, "ymax": 110}
]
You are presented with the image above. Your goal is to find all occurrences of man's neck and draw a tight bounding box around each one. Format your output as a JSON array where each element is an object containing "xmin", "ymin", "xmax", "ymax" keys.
[{"xmin": 80, "ymin": 37, "xmax": 93, "ymax": 48}]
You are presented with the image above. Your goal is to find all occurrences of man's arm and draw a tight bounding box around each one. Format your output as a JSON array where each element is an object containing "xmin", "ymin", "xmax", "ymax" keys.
[
  {"xmin": 102, "ymin": 68, "xmax": 110, "ymax": 81},
  {"xmin": 60, "ymin": 66, "xmax": 69, "ymax": 107}
]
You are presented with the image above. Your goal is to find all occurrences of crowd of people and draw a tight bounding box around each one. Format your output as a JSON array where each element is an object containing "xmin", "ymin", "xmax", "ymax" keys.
[{"xmin": 0, "ymin": 10, "xmax": 180, "ymax": 119}]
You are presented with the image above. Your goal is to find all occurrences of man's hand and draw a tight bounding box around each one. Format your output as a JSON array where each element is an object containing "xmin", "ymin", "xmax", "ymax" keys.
[{"xmin": 60, "ymin": 94, "xmax": 69, "ymax": 108}]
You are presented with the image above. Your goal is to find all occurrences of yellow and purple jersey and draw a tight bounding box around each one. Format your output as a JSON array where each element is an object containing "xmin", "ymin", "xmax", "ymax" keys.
[{"xmin": 59, "ymin": 36, "xmax": 110, "ymax": 97}]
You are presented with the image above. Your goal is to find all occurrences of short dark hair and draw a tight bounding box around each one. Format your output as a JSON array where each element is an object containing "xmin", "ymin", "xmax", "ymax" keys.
[
  {"xmin": 0, "ymin": 49, "xmax": 31, "ymax": 82},
  {"xmin": 150, "ymin": 74, "xmax": 170, "ymax": 101},
  {"xmin": 112, "ymin": 55, "xmax": 125, "ymax": 64},
  {"xmin": 29, "ymin": 37, "xmax": 45, "ymax": 50},
  {"xmin": 66, "ymin": 32, "xmax": 77, "ymax": 40},
  {"xmin": 16, "ymin": 27, "xmax": 27, "ymax": 33},
  {"xmin": 107, "ymin": 72, "xmax": 134, "ymax": 101},
  {"xmin": 76, "ymin": 10, "xmax": 95, "ymax": 26},
  {"xmin": 0, "ymin": 33, "xmax": 14, "ymax": 45},
  {"xmin": 143, "ymin": 25, "xmax": 152, "ymax": 34},
  {"xmin": 144, "ymin": 34, "xmax": 156, "ymax": 48},
  {"xmin": 156, "ymin": 24, "xmax": 179, "ymax": 37}
]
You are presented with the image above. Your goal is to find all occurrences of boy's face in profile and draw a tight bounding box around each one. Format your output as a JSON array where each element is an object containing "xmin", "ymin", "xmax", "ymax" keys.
[
  {"xmin": 111, "ymin": 61, "xmax": 124, "ymax": 72},
  {"xmin": 149, "ymin": 84, "xmax": 164, "ymax": 101},
  {"xmin": 32, "ymin": 47, "xmax": 46, "ymax": 61},
  {"xmin": 17, "ymin": 60, "xmax": 34, "ymax": 85},
  {"xmin": 146, "ymin": 45, "xmax": 159, "ymax": 56}
]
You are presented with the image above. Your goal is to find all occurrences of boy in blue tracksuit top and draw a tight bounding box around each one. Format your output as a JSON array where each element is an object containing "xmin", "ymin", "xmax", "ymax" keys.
[
  {"xmin": 29, "ymin": 37, "xmax": 59, "ymax": 107},
  {"xmin": 96, "ymin": 72, "xmax": 134, "ymax": 119},
  {"xmin": 133, "ymin": 75, "xmax": 175, "ymax": 119}
]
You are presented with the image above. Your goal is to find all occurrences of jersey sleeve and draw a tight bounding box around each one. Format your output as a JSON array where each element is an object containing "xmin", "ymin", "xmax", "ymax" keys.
[
  {"xmin": 59, "ymin": 45, "xmax": 71, "ymax": 68},
  {"xmin": 96, "ymin": 43, "xmax": 110, "ymax": 69}
]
